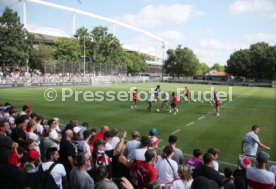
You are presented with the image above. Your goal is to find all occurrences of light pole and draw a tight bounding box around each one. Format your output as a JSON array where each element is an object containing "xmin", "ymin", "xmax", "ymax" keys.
[{"xmin": 83, "ymin": 35, "xmax": 86, "ymax": 76}]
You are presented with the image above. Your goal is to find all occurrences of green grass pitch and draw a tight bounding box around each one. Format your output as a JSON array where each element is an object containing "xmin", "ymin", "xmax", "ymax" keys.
[{"xmin": 0, "ymin": 83, "xmax": 275, "ymax": 168}]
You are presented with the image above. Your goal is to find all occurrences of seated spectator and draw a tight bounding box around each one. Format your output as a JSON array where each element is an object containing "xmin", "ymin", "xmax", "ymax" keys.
[
  {"xmin": 246, "ymin": 151, "xmax": 275, "ymax": 189},
  {"xmin": 125, "ymin": 130, "xmax": 140, "ymax": 162},
  {"xmin": 192, "ymin": 153, "xmax": 223, "ymax": 189},
  {"xmin": 95, "ymin": 166, "xmax": 118, "ymax": 189},
  {"xmin": 269, "ymin": 165, "xmax": 276, "ymax": 183},
  {"xmin": 223, "ymin": 167, "xmax": 234, "ymax": 189},
  {"xmin": 155, "ymin": 145, "xmax": 178, "ymax": 184},
  {"xmin": 207, "ymin": 147, "xmax": 220, "ymax": 171},
  {"xmin": 185, "ymin": 148, "xmax": 203, "ymax": 172},
  {"xmin": 169, "ymin": 165, "xmax": 193, "ymax": 189},
  {"xmin": 135, "ymin": 149, "xmax": 157, "ymax": 189},
  {"xmin": 168, "ymin": 135, "xmax": 184, "ymax": 165},
  {"xmin": 70, "ymin": 153, "xmax": 94, "ymax": 189}
]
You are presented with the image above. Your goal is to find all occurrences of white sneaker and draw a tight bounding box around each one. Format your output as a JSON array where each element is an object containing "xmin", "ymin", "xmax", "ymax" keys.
[
  {"xmin": 169, "ymin": 110, "xmax": 172, "ymax": 113},
  {"xmin": 217, "ymin": 113, "xmax": 219, "ymax": 116},
  {"xmin": 174, "ymin": 112, "xmax": 176, "ymax": 115},
  {"xmin": 176, "ymin": 108, "xmax": 179, "ymax": 113},
  {"xmin": 131, "ymin": 106, "xmax": 133, "ymax": 109}
]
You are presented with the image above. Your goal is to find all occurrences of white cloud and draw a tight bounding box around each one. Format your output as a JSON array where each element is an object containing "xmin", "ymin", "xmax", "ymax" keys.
[
  {"xmin": 229, "ymin": 0, "xmax": 276, "ymax": 19},
  {"xmin": 120, "ymin": 4, "xmax": 205, "ymax": 28},
  {"xmin": 157, "ymin": 30, "xmax": 184, "ymax": 44},
  {"xmin": 245, "ymin": 33, "xmax": 276, "ymax": 43},
  {"xmin": 194, "ymin": 38, "xmax": 247, "ymax": 66}
]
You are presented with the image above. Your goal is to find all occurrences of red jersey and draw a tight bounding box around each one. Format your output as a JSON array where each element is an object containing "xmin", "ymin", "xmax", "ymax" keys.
[
  {"xmin": 132, "ymin": 92, "xmax": 137, "ymax": 100},
  {"xmin": 173, "ymin": 95, "xmax": 178, "ymax": 105},
  {"xmin": 136, "ymin": 161, "xmax": 157, "ymax": 189},
  {"xmin": 92, "ymin": 131, "xmax": 104, "ymax": 146},
  {"xmin": 215, "ymin": 99, "xmax": 221, "ymax": 105}
]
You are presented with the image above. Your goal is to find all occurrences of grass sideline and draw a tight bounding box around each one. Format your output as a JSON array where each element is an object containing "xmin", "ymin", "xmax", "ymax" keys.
[{"xmin": 0, "ymin": 83, "xmax": 275, "ymax": 169}]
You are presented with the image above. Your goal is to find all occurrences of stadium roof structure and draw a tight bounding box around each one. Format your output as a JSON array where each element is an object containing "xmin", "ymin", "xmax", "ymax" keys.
[{"xmin": 20, "ymin": 0, "xmax": 165, "ymax": 66}]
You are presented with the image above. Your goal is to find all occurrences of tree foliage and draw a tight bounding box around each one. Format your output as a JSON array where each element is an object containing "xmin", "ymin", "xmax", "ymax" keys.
[
  {"xmin": 226, "ymin": 42, "xmax": 276, "ymax": 80},
  {"xmin": 163, "ymin": 46, "xmax": 200, "ymax": 77},
  {"xmin": 210, "ymin": 63, "xmax": 225, "ymax": 72},
  {"xmin": 0, "ymin": 8, "xmax": 33, "ymax": 67},
  {"xmin": 54, "ymin": 38, "xmax": 81, "ymax": 62}
]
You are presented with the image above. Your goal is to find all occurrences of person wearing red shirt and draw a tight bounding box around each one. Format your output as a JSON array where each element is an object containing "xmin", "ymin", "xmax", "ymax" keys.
[
  {"xmin": 135, "ymin": 149, "xmax": 157, "ymax": 189},
  {"xmin": 92, "ymin": 125, "xmax": 109, "ymax": 146},
  {"xmin": 131, "ymin": 89, "xmax": 138, "ymax": 110},
  {"xmin": 170, "ymin": 92, "xmax": 178, "ymax": 115},
  {"xmin": 215, "ymin": 98, "xmax": 221, "ymax": 116}
]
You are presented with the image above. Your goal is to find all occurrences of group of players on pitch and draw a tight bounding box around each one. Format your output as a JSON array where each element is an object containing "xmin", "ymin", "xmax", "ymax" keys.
[{"xmin": 131, "ymin": 85, "xmax": 221, "ymax": 116}]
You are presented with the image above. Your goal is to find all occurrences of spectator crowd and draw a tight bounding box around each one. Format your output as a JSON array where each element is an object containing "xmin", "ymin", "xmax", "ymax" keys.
[{"xmin": 0, "ymin": 102, "xmax": 275, "ymax": 189}]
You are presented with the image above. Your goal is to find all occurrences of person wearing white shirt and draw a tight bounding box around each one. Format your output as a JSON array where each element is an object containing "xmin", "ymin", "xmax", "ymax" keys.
[
  {"xmin": 246, "ymin": 151, "xmax": 275, "ymax": 189},
  {"xmin": 26, "ymin": 121, "xmax": 40, "ymax": 154},
  {"xmin": 109, "ymin": 128, "xmax": 120, "ymax": 149},
  {"xmin": 125, "ymin": 131, "xmax": 140, "ymax": 162},
  {"xmin": 241, "ymin": 125, "xmax": 270, "ymax": 157},
  {"xmin": 42, "ymin": 147, "xmax": 68, "ymax": 189},
  {"xmin": 155, "ymin": 145, "xmax": 179, "ymax": 184},
  {"xmin": 133, "ymin": 136, "xmax": 150, "ymax": 162}
]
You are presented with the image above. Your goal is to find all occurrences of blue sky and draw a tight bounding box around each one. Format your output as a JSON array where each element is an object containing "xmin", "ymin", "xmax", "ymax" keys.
[{"xmin": 1, "ymin": 0, "xmax": 276, "ymax": 66}]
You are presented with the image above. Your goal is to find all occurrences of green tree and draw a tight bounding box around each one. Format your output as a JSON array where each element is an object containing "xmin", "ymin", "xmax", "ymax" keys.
[
  {"xmin": 29, "ymin": 44, "xmax": 54, "ymax": 73},
  {"xmin": 0, "ymin": 8, "xmax": 33, "ymax": 67},
  {"xmin": 164, "ymin": 46, "xmax": 199, "ymax": 77},
  {"xmin": 226, "ymin": 49, "xmax": 252, "ymax": 78},
  {"xmin": 210, "ymin": 63, "xmax": 225, "ymax": 72},
  {"xmin": 54, "ymin": 38, "xmax": 81, "ymax": 61},
  {"xmin": 196, "ymin": 63, "xmax": 209, "ymax": 75},
  {"xmin": 125, "ymin": 51, "xmax": 148, "ymax": 73}
]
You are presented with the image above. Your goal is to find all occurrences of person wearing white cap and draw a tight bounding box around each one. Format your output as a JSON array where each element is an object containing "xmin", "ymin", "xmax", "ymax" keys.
[{"xmin": 246, "ymin": 151, "xmax": 275, "ymax": 189}]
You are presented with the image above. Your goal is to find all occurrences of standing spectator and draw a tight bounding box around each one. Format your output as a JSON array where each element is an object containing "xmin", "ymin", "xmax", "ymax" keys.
[
  {"xmin": 168, "ymin": 135, "xmax": 184, "ymax": 165},
  {"xmin": 94, "ymin": 166, "xmax": 118, "ymax": 189},
  {"xmin": 133, "ymin": 136, "xmax": 151, "ymax": 162},
  {"xmin": 78, "ymin": 130, "xmax": 93, "ymax": 157},
  {"xmin": 36, "ymin": 115, "xmax": 44, "ymax": 136},
  {"xmin": 26, "ymin": 120, "xmax": 40, "ymax": 154},
  {"xmin": 185, "ymin": 148, "xmax": 203, "ymax": 172},
  {"xmin": 48, "ymin": 119, "xmax": 61, "ymax": 148},
  {"xmin": 135, "ymin": 149, "xmax": 157, "ymax": 189},
  {"xmin": 241, "ymin": 125, "xmax": 270, "ymax": 157},
  {"xmin": 112, "ymin": 140, "xmax": 131, "ymax": 181},
  {"xmin": 192, "ymin": 153, "xmax": 223, "ymax": 189},
  {"xmin": 125, "ymin": 130, "xmax": 140, "ymax": 162},
  {"xmin": 223, "ymin": 167, "xmax": 234, "ymax": 189},
  {"xmin": 109, "ymin": 128, "xmax": 120, "ymax": 149},
  {"xmin": 40, "ymin": 128, "xmax": 55, "ymax": 161},
  {"xmin": 0, "ymin": 119, "xmax": 14, "ymax": 164},
  {"xmin": 11, "ymin": 115, "xmax": 28, "ymax": 148},
  {"xmin": 23, "ymin": 149, "xmax": 39, "ymax": 173},
  {"xmin": 168, "ymin": 165, "xmax": 193, "ymax": 189},
  {"xmin": 42, "ymin": 147, "xmax": 68, "ymax": 189},
  {"xmin": 19, "ymin": 104, "xmax": 32, "ymax": 116},
  {"xmin": 246, "ymin": 151, "xmax": 275, "ymax": 189},
  {"xmin": 104, "ymin": 131, "xmax": 114, "ymax": 150},
  {"xmin": 59, "ymin": 129, "xmax": 75, "ymax": 176},
  {"xmin": 155, "ymin": 145, "xmax": 178, "ymax": 184},
  {"xmin": 70, "ymin": 153, "xmax": 95, "ymax": 189},
  {"xmin": 207, "ymin": 147, "xmax": 220, "ymax": 171},
  {"xmin": 92, "ymin": 125, "xmax": 109, "ymax": 146},
  {"xmin": 148, "ymin": 128, "xmax": 159, "ymax": 149}
]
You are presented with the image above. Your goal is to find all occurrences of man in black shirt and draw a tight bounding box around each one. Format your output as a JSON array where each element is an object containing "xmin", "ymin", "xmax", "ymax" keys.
[
  {"xmin": 59, "ymin": 129, "xmax": 75, "ymax": 176},
  {"xmin": 0, "ymin": 119, "xmax": 14, "ymax": 164},
  {"xmin": 193, "ymin": 153, "xmax": 224, "ymax": 189}
]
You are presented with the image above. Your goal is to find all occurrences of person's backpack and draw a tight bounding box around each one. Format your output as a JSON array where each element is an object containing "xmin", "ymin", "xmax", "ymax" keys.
[{"xmin": 36, "ymin": 162, "xmax": 59, "ymax": 189}]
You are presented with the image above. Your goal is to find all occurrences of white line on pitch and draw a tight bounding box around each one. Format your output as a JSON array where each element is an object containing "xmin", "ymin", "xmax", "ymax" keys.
[
  {"xmin": 186, "ymin": 121, "xmax": 194, "ymax": 127},
  {"xmin": 170, "ymin": 129, "xmax": 181, "ymax": 135},
  {"xmin": 198, "ymin": 116, "xmax": 205, "ymax": 120}
]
